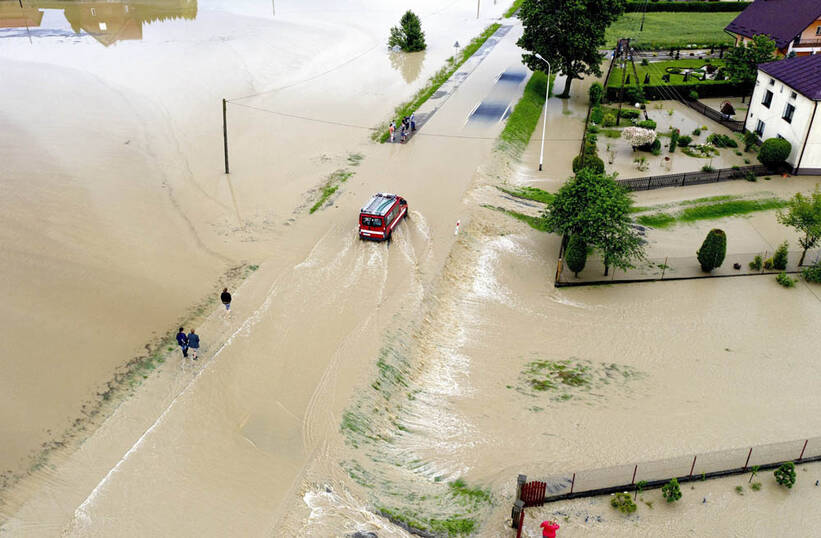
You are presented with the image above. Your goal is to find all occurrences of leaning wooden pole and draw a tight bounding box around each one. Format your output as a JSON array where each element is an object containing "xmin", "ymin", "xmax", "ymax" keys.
[{"xmin": 223, "ymin": 98, "xmax": 230, "ymax": 174}]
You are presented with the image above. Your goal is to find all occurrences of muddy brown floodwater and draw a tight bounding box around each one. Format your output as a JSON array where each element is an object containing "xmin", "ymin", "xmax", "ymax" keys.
[{"xmin": 3, "ymin": 1, "xmax": 821, "ymax": 537}]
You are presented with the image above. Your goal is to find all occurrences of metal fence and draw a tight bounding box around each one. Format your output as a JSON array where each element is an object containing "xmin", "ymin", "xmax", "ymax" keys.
[
  {"xmin": 533, "ymin": 436, "xmax": 821, "ymax": 503},
  {"xmin": 617, "ymin": 165, "xmax": 771, "ymax": 191},
  {"xmin": 556, "ymin": 249, "xmax": 820, "ymax": 286},
  {"xmin": 683, "ymin": 99, "xmax": 745, "ymax": 131}
]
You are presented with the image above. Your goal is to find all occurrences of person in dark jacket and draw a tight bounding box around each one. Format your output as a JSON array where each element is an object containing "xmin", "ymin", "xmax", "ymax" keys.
[
  {"xmin": 176, "ymin": 327, "xmax": 188, "ymax": 358},
  {"xmin": 187, "ymin": 329, "xmax": 200, "ymax": 360},
  {"xmin": 221, "ymin": 288, "xmax": 232, "ymax": 311}
]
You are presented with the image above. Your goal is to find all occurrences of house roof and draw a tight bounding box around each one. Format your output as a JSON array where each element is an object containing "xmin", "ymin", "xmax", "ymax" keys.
[
  {"xmin": 759, "ymin": 54, "xmax": 821, "ymax": 100},
  {"xmin": 725, "ymin": 0, "xmax": 821, "ymax": 49}
]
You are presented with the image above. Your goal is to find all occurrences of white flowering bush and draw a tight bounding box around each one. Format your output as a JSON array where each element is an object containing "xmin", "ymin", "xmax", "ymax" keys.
[{"xmin": 622, "ymin": 127, "xmax": 657, "ymax": 148}]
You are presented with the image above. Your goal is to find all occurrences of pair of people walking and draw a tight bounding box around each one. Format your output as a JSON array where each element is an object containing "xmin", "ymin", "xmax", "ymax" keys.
[
  {"xmin": 176, "ymin": 328, "xmax": 200, "ymax": 360},
  {"xmin": 173, "ymin": 288, "xmax": 232, "ymax": 361}
]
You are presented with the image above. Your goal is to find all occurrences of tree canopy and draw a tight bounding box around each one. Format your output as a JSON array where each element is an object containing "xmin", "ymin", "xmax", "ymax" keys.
[
  {"xmin": 388, "ymin": 10, "xmax": 426, "ymax": 52},
  {"xmin": 544, "ymin": 168, "xmax": 645, "ymax": 274},
  {"xmin": 724, "ymin": 35, "xmax": 776, "ymax": 91},
  {"xmin": 517, "ymin": 0, "xmax": 625, "ymax": 98},
  {"xmin": 777, "ymin": 187, "xmax": 821, "ymax": 266}
]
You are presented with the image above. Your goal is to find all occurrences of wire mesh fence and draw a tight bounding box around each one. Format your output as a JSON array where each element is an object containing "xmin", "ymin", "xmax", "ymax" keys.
[
  {"xmin": 556, "ymin": 249, "xmax": 820, "ymax": 286},
  {"xmin": 536, "ymin": 436, "xmax": 821, "ymax": 503}
]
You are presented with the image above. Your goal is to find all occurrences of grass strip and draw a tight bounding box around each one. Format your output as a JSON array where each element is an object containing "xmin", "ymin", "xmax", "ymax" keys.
[
  {"xmin": 607, "ymin": 59, "xmax": 727, "ymax": 88},
  {"xmin": 497, "ymin": 71, "xmax": 552, "ymax": 158},
  {"xmin": 310, "ymin": 169, "xmax": 353, "ymax": 213},
  {"xmin": 374, "ymin": 23, "xmax": 502, "ymax": 143},
  {"xmin": 637, "ymin": 197, "xmax": 786, "ymax": 228},
  {"xmin": 605, "ymin": 12, "xmax": 736, "ymax": 50},
  {"xmin": 496, "ymin": 185, "xmax": 555, "ymax": 204},
  {"xmin": 503, "ymin": 0, "xmax": 524, "ymax": 18},
  {"xmin": 483, "ymin": 204, "xmax": 549, "ymax": 232}
]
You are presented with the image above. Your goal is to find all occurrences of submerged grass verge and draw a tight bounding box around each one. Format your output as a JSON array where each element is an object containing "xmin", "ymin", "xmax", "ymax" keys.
[
  {"xmin": 503, "ymin": 0, "xmax": 524, "ymax": 18},
  {"xmin": 310, "ymin": 169, "xmax": 354, "ymax": 213},
  {"xmin": 497, "ymin": 71, "xmax": 552, "ymax": 158},
  {"xmin": 637, "ymin": 197, "xmax": 786, "ymax": 228},
  {"xmin": 496, "ymin": 185, "xmax": 555, "ymax": 204},
  {"xmin": 374, "ymin": 23, "xmax": 502, "ymax": 143},
  {"xmin": 482, "ymin": 204, "xmax": 549, "ymax": 232}
]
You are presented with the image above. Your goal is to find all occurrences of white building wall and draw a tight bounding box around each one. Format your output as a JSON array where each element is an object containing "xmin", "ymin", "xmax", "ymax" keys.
[
  {"xmin": 799, "ymin": 112, "xmax": 821, "ymax": 173},
  {"xmin": 745, "ymin": 70, "xmax": 817, "ymax": 169}
]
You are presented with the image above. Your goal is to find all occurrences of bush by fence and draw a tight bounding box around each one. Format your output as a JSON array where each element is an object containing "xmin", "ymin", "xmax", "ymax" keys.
[
  {"xmin": 624, "ymin": 1, "xmax": 750, "ymax": 12},
  {"xmin": 555, "ymin": 248, "xmax": 819, "ymax": 287}
]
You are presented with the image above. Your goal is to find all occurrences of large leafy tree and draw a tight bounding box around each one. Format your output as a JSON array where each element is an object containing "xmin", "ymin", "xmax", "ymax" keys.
[
  {"xmin": 777, "ymin": 187, "xmax": 821, "ymax": 266},
  {"xmin": 544, "ymin": 168, "xmax": 645, "ymax": 275},
  {"xmin": 724, "ymin": 35, "xmax": 776, "ymax": 101},
  {"xmin": 517, "ymin": 0, "xmax": 625, "ymax": 98}
]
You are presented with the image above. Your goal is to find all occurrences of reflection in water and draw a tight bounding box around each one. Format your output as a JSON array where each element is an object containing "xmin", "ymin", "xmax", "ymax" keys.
[
  {"xmin": 388, "ymin": 49, "xmax": 425, "ymax": 84},
  {"xmin": 0, "ymin": 0, "xmax": 197, "ymax": 46}
]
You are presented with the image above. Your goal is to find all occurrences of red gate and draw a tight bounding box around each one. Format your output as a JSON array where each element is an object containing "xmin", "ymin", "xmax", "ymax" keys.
[{"xmin": 521, "ymin": 480, "xmax": 546, "ymax": 507}]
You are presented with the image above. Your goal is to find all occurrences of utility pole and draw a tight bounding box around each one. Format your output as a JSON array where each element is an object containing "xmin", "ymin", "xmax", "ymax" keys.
[
  {"xmin": 616, "ymin": 39, "xmax": 630, "ymax": 127},
  {"xmin": 477, "ymin": 0, "xmax": 480, "ymax": 19},
  {"xmin": 640, "ymin": 0, "xmax": 648, "ymax": 31},
  {"xmin": 222, "ymin": 99, "xmax": 229, "ymax": 174}
]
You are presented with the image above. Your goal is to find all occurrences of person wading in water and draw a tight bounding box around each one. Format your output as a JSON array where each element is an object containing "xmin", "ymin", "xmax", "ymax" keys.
[{"xmin": 220, "ymin": 288, "xmax": 232, "ymax": 318}]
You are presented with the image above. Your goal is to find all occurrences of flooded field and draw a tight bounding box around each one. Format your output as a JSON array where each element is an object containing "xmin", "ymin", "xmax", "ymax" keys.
[{"xmin": 3, "ymin": 0, "xmax": 821, "ymax": 536}]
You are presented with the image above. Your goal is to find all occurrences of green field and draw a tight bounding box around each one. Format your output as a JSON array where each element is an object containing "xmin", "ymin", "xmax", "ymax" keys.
[
  {"xmin": 605, "ymin": 12, "xmax": 736, "ymax": 50},
  {"xmin": 607, "ymin": 59, "xmax": 726, "ymax": 88}
]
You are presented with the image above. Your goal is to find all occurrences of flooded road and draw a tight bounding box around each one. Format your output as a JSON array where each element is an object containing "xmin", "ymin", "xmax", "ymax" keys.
[{"xmin": 3, "ymin": 0, "xmax": 821, "ymax": 536}]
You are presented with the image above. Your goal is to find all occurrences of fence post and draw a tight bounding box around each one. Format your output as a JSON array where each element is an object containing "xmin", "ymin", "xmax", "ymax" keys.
[
  {"xmin": 799, "ymin": 439, "xmax": 809, "ymax": 460},
  {"xmin": 516, "ymin": 474, "xmax": 527, "ymax": 503},
  {"xmin": 512, "ymin": 499, "xmax": 525, "ymax": 531},
  {"xmin": 681, "ymin": 173, "xmax": 686, "ymax": 186},
  {"xmin": 631, "ymin": 465, "xmax": 637, "ymax": 485},
  {"xmin": 715, "ymin": 169, "xmax": 721, "ymax": 182},
  {"xmin": 515, "ymin": 505, "xmax": 525, "ymax": 538},
  {"xmin": 689, "ymin": 456, "xmax": 697, "ymax": 479},
  {"xmin": 569, "ymin": 472, "xmax": 576, "ymax": 494},
  {"xmin": 661, "ymin": 256, "xmax": 668, "ymax": 279},
  {"xmin": 744, "ymin": 447, "xmax": 753, "ymax": 470}
]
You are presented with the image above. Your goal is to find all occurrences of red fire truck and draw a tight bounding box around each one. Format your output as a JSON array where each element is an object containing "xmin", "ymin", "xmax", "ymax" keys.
[{"xmin": 358, "ymin": 193, "xmax": 408, "ymax": 241}]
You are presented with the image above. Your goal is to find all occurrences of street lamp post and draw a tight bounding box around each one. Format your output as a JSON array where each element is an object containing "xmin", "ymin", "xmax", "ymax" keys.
[{"xmin": 534, "ymin": 53, "xmax": 551, "ymax": 172}]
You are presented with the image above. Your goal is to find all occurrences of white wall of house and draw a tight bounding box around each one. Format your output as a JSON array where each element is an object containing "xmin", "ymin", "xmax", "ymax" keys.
[
  {"xmin": 745, "ymin": 70, "xmax": 819, "ymax": 171},
  {"xmin": 800, "ymin": 108, "xmax": 821, "ymax": 173}
]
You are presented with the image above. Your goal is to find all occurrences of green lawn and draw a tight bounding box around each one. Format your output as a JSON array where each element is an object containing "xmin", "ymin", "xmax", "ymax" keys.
[
  {"xmin": 605, "ymin": 12, "xmax": 736, "ymax": 50},
  {"xmin": 607, "ymin": 59, "xmax": 726, "ymax": 88}
]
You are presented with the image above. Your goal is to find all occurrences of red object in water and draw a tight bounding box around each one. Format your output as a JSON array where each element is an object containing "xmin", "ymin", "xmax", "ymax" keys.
[
  {"xmin": 358, "ymin": 193, "xmax": 408, "ymax": 241},
  {"xmin": 540, "ymin": 520, "xmax": 560, "ymax": 538}
]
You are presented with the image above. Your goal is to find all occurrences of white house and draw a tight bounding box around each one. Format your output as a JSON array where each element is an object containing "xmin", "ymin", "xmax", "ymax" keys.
[{"xmin": 745, "ymin": 54, "xmax": 821, "ymax": 174}]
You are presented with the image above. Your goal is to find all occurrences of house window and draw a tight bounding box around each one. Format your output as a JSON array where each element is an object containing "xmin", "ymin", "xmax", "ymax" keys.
[
  {"xmin": 769, "ymin": 78, "xmax": 775, "ymax": 86},
  {"xmin": 790, "ymin": 91, "xmax": 797, "ymax": 100},
  {"xmin": 755, "ymin": 120, "xmax": 765, "ymax": 136},
  {"xmin": 783, "ymin": 103, "xmax": 795, "ymax": 123},
  {"xmin": 762, "ymin": 90, "xmax": 773, "ymax": 108},
  {"xmin": 816, "ymin": 26, "xmax": 821, "ymax": 36}
]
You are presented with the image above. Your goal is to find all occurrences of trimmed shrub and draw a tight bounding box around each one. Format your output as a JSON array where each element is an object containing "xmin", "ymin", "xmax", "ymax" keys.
[
  {"xmin": 669, "ymin": 128, "xmax": 679, "ymax": 153},
  {"xmin": 619, "ymin": 109, "xmax": 640, "ymax": 119},
  {"xmin": 688, "ymin": 90, "xmax": 699, "ymax": 101},
  {"xmin": 763, "ymin": 257, "xmax": 774, "ymax": 270},
  {"xmin": 692, "ymin": 128, "xmax": 701, "ymax": 136},
  {"xmin": 758, "ymin": 138, "xmax": 792, "ymax": 169},
  {"xmin": 625, "ymin": 86, "xmax": 645, "ymax": 104},
  {"xmin": 706, "ymin": 133, "xmax": 738, "ymax": 148},
  {"xmin": 610, "ymin": 492, "xmax": 637, "ymax": 514},
  {"xmin": 603, "ymin": 113, "xmax": 617, "ymax": 127},
  {"xmin": 588, "ymin": 125, "xmax": 600, "ymax": 134},
  {"xmin": 591, "ymin": 106, "xmax": 604, "ymax": 124},
  {"xmin": 572, "ymin": 154, "xmax": 605, "ymax": 174},
  {"xmin": 589, "ymin": 82, "xmax": 604, "ymax": 106},
  {"xmin": 637, "ymin": 119, "xmax": 657, "ymax": 130},
  {"xmin": 662, "ymin": 478, "xmax": 682, "ymax": 503},
  {"xmin": 565, "ymin": 235, "xmax": 588, "ymax": 277},
  {"xmin": 697, "ymin": 228, "xmax": 727, "ymax": 272},
  {"xmin": 776, "ymin": 272, "xmax": 797, "ymax": 288},
  {"xmin": 749, "ymin": 255, "xmax": 762, "ymax": 271},
  {"xmin": 650, "ymin": 139, "xmax": 662, "ymax": 155},
  {"xmin": 772, "ymin": 240, "xmax": 789, "ymax": 270},
  {"xmin": 802, "ymin": 263, "xmax": 821, "ymax": 283},
  {"xmin": 678, "ymin": 135, "xmax": 692, "ymax": 147},
  {"xmin": 774, "ymin": 462, "xmax": 796, "ymax": 489}
]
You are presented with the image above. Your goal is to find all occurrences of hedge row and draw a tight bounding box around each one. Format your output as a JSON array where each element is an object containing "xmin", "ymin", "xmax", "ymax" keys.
[
  {"xmin": 624, "ymin": 1, "xmax": 750, "ymax": 12},
  {"xmin": 606, "ymin": 82, "xmax": 746, "ymax": 102}
]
